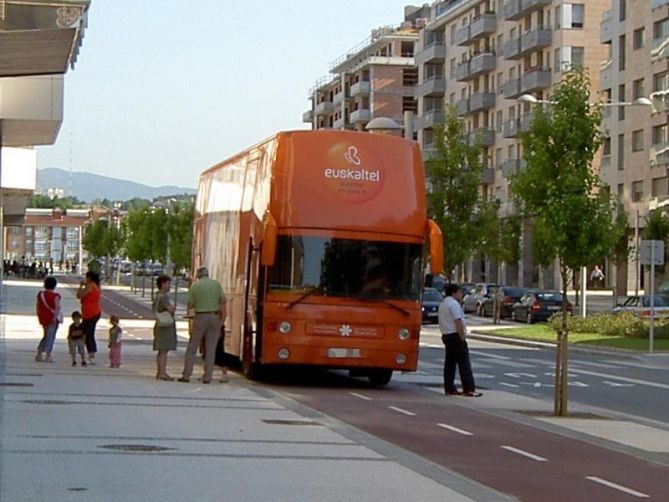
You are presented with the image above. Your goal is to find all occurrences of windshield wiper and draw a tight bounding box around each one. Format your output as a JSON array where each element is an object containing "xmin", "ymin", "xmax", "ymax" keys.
[{"xmin": 285, "ymin": 285, "xmax": 322, "ymax": 310}]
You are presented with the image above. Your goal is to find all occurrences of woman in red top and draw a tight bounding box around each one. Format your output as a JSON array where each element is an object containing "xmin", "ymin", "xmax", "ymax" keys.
[
  {"xmin": 77, "ymin": 271, "xmax": 102, "ymax": 364},
  {"xmin": 35, "ymin": 276, "xmax": 62, "ymax": 362}
]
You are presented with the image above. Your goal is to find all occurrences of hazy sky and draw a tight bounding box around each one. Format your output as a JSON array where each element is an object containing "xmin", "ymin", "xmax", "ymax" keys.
[{"xmin": 36, "ymin": 0, "xmax": 416, "ymax": 190}]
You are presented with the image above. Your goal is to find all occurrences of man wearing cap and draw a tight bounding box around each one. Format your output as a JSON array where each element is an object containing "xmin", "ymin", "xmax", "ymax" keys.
[{"xmin": 179, "ymin": 267, "xmax": 227, "ymax": 384}]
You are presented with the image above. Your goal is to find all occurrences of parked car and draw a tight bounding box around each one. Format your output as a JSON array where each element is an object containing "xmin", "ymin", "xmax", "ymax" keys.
[
  {"xmin": 612, "ymin": 295, "xmax": 669, "ymax": 318},
  {"xmin": 460, "ymin": 282, "xmax": 475, "ymax": 298},
  {"xmin": 511, "ymin": 291, "xmax": 572, "ymax": 323},
  {"xmin": 481, "ymin": 287, "xmax": 529, "ymax": 318},
  {"xmin": 421, "ymin": 287, "xmax": 443, "ymax": 324},
  {"xmin": 462, "ymin": 283, "xmax": 501, "ymax": 315}
]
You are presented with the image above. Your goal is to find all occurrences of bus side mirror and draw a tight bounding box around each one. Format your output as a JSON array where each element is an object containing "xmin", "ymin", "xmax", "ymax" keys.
[
  {"xmin": 261, "ymin": 213, "xmax": 278, "ymax": 267},
  {"xmin": 427, "ymin": 219, "xmax": 444, "ymax": 275}
]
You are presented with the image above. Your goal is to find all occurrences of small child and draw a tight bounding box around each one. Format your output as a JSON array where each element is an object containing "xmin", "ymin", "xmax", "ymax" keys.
[
  {"xmin": 68, "ymin": 311, "xmax": 87, "ymax": 367},
  {"xmin": 108, "ymin": 315, "xmax": 122, "ymax": 368}
]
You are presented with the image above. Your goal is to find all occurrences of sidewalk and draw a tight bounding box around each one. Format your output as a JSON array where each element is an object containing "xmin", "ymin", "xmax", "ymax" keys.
[{"xmin": 0, "ymin": 279, "xmax": 502, "ymax": 502}]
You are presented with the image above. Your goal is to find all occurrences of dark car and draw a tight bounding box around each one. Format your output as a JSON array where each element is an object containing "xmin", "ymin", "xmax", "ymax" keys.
[
  {"xmin": 462, "ymin": 283, "xmax": 501, "ymax": 315},
  {"xmin": 511, "ymin": 290, "xmax": 572, "ymax": 323},
  {"xmin": 421, "ymin": 287, "xmax": 443, "ymax": 323},
  {"xmin": 481, "ymin": 287, "xmax": 529, "ymax": 318}
]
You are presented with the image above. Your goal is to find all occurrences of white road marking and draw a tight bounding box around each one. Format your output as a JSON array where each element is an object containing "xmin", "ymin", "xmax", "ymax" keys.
[
  {"xmin": 568, "ymin": 381, "xmax": 589, "ymax": 387},
  {"xmin": 388, "ymin": 406, "xmax": 416, "ymax": 416},
  {"xmin": 585, "ymin": 476, "xmax": 649, "ymax": 498},
  {"xmin": 500, "ymin": 382, "xmax": 519, "ymax": 388},
  {"xmin": 603, "ymin": 381, "xmax": 635, "ymax": 388},
  {"xmin": 469, "ymin": 350, "xmax": 511, "ymax": 360},
  {"xmin": 569, "ymin": 368, "xmax": 669, "ymax": 391},
  {"xmin": 437, "ymin": 423, "xmax": 473, "ymax": 436},
  {"xmin": 420, "ymin": 343, "xmax": 442, "ymax": 348},
  {"xmin": 505, "ymin": 372, "xmax": 537, "ymax": 379},
  {"xmin": 350, "ymin": 392, "xmax": 373, "ymax": 401},
  {"xmin": 501, "ymin": 445, "xmax": 547, "ymax": 462},
  {"xmin": 474, "ymin": 373, "xmax": 495, "ymax": 379},
  {"xmin": 571, "ymin": 360, "xmax": 619, "ymax": 369}
]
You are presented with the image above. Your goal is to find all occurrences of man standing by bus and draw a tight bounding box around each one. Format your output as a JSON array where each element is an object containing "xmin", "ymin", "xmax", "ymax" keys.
[
  {"xmin": 438, "ymin": 284, "xmax": 481, "ymax": 397},
  {"xmin": 179, "ymin": 267, "xmax": 228, "ymax": 384}
]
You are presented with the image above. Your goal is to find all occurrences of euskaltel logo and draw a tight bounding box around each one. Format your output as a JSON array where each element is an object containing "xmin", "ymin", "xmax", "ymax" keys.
[{"xmin": 323, "ymin": 144, "xmax": 385, "ymax": 203}]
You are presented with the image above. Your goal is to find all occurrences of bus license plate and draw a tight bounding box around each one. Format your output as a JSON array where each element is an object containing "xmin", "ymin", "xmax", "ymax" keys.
[{"xmin": 327, "ymin": 348, "xmax": 361, "ymax": 358}]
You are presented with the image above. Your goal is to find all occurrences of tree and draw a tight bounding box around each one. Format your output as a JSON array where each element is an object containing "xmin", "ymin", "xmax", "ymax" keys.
[
  {"xmin": 641, "ymin": 209, "xmax": 669, "ymax": 276},
  {"xmin": 426, "ymin": 106, "xmax": 499, "ymax": 279},
  {"xmin": 168, "ymin": 202, "xmax": 194, "ymax": 272},
  {"xmin": 510, "ymin": 69, "xmax": 625, "ymax": 416},
  {"xmin": 610, "ymin": 204, "xmax": 632, "ymax": 296},
  {"xmin": 82, "ymin": 218, "xmax": 123, "ymax": 262}
]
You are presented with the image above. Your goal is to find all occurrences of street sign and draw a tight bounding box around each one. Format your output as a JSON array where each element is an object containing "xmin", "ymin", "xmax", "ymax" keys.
[{"xmin": 640, "ymin": 240, "xmax": 664, "ymax": 266}]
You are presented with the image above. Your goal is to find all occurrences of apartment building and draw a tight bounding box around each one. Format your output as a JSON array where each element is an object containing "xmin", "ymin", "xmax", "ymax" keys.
[
  {"xmin": 600, "ymin": 0, "xmax": 669, "ymax": 293},
  {"xmin": 5, "ymin": 208, "xmax": 93, "ymax": 264},
  {"xmin": 303, "ymin": 6, "xmax": 430, "ymax": 132},
  {"xmin": 414, "ymin": 0, "xmax": 609, "ymax": 287}
]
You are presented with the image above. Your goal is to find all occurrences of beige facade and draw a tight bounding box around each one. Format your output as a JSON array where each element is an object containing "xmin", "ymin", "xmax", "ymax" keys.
[
  {"xmin": 303, "ymin": 6, "xmax": 431, "ymax": 132},
  {"xmin": 600, "ymin": 0, "xmax": 669, "ymax": 293},
  {"xmin": 414, "ymin": 0, "xmax": 610, "ymax": 286}
]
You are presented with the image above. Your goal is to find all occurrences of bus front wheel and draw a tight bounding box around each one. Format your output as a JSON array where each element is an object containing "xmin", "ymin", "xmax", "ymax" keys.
[{"xmin": 368, "ymin": 369, "xmax": 393, "ymax": 386}]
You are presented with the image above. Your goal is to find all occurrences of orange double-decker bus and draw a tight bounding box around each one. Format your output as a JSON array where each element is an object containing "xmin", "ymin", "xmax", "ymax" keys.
[{"xmin": 193, "ymin": 130, "xmax": 443, "ymax": 385}]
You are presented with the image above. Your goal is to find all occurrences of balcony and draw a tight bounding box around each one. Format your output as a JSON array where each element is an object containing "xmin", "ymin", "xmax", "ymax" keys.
[
  {"xmin": 502, "ymin": 118, "xmax": 521, "ymax": 138},
  {"xmin": 600, "ymin": 155, "xmax": 611, "ymax": 170},
  {"xmin": 501, "ymin": 158, "xmax": 524, "ymax": 178},
  {"xmin": 454, "ymin": 13, "xmax": 497, "ymax": 46},
  {"xmin": 350, "ymin": 80, "xmax": 371, "ymax": 97},
  {"xmin": 469, "ymin": 92, "xmax": 495, "ymax": 113},
  {"xmin": 415, "ymin": 109, "xmax": 444, "ymax": 130},
  {"xmin": 422, "ymin": 143, "xmax": 438, "ymax": 161},
  {"xmin": 350, "ymin": 108, "xmax": 371, "ymax": 124},
  {"xmin": 652, "ymin": 36, "xmax": 669, "ymax": 60},
  {"xmin": 600, "ymin": 9, "xmax": 613, "ymax": 44},
  {"xmin": 415, "ymin": 42, "xmax": 446, "ymax": 66},
  {"xmin": 414, "ymin": 76, "xmax": 446, "ymax": 98},
  {"xmin": 315, "ymin": 101, "xmax": 334, "ymax": 116},
  {"xmin": 650, "ymin": 142, "xmax": 669, "ymax": 166},
  {"xmin": 302, "ymin": 110, "xmax": 313, "ymax": 123},
  {"xmin": 480, "ymin": 167, "xmax": 495, "ymax": 185},
  {"xmin": 600, "ymin": 59, "xmax": 613, "ymax": 89},
  {"xmin": 503, "ymin": 0, "xmax": 551, "ymax": 21},
  {"xmin": 501, "ymin": 78, "xmax": 521, "ymax": 99},
  {"xmin": 519, "ymin": 28, "xmax": 552, "ymax": 56},
  {"xmin": 468, "ymin": 128, "xmax": 495, "ymax": 147},
  {"xmin": 333, "ymin": 117, "xmax": 345, "ymax": 129},
  {"xmin": 333, "ymin": 89, "xmax": 347, "ymax": 106},
  {"xmin": 456, "ymin": 98, "xmax": 469, "ymax": 116},
  {"xmin": 455, "ymin": 53, "xmax": 496, "ymax": 82},
  {"xmin": 652, "ymin": 0, "xmax": 669, "ymax": 8},
  {"xmin": 520, "ymin": 68, "xmax": 552, "ymax": 94},
  {"xmin": 503, "ymin": 37, "xmax": 521, "ymax": 59}
]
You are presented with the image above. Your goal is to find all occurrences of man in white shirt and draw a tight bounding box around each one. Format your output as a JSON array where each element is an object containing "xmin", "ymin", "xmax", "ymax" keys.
[{"xmin": 438, "ymin": 283, "xmax": 481, "ymax": 397}]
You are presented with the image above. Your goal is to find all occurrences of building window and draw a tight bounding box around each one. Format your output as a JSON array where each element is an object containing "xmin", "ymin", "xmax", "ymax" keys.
[
  {"xmin": 632, "ymin": 130, "xmax": 644, "ymax": 152},
  {"xmin": 603, "ymin": 137, "xmax": 611, "ymax": 156},
  {"xmin": 632, "ymin": 181, "xmax": 643, "ymax": 202},
  {"xmin": 618, "ymin": 35, "xmax": 626, "ymax": 71},
  {"xmin": 570, "ymin": 4, "xmax": 584, "ymax": 29},
  {"xmin": 654, "ymin": 18, "xmax": 669, "ymax": 42},
  {"xmin": 653, "ymin": 124, "xmax": 669, "ymax": 145},
  {"xmin": 652, "ymin": 177, "xmax": 669, "ymax": 197},
  {"xmin": 618, "ymin": 84, "xmax": 626, "ymax": 121},
  {"xmin": 617, "ymin": 183, "xmax": 625, "ymax": 200},
  {"xmin": 633, "ymin": 78, "xmax": 645, "ymax": 100},
  {"xmin": 654, "ymin": 71, "xmax": 669, "ymax": 92},
  {"xmin": 571, "ymin": 47, "xmax": 584, "ymax": 68},
  {"xmin": 401, "ymin": 41, "xmax": 414, "ymax": 57},
  {"xmin": 633, "ymin": 28, "xmax": 645, "ymax": 49},
  {"xmin": 402, "ymin": 68, "xmax": 418, "ymax": 86},
  {"xmin": 402, "ymin": 96, "xmax": 417, "ymax": 113},
  {"xmin": 620, "ymin": 0, "xmax": 626, "ymax": 22},
  {"xmin": 618, "ymin": 133, "xmax": 625, "ymax": 170}
]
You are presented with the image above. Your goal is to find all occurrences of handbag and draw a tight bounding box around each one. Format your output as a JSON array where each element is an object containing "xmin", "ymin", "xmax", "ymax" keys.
[{"xmin": 155, "ymin": 310, "xmax": 174, "ymax": 327}]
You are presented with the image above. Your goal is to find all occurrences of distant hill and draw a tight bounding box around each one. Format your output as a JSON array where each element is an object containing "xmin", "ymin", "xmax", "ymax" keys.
[{"xmin": 37, "ymin": 168, "xmax": 196, "ymax": 202}]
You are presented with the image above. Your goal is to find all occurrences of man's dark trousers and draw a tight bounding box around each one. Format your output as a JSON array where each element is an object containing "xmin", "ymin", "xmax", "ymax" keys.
[{"xmin": 442, "ymin": 333, "xmax": 476, "ymax": 393}]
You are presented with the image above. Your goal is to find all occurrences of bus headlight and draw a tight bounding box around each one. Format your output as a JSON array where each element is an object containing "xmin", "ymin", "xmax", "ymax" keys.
[
  {"xmin": 396, "ymin": 353, "xmax": 407, "ymax": 365},
  {"xmin": 278, "ymin": 348, "xmax": 290, "ymax": 360},
  {"xmin": 278, "ymin": 321, "xmax": 292, "ymax": 334},
  {"xmin": 397, "ymin": 328, "xmax": 410, "ymax": 340}
]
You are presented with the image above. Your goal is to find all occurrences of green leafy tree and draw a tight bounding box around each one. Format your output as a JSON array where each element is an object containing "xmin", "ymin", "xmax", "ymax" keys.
[
  {"xmin": 510, "ymin": 69, "xmax": 624, "ymax": 416},
  {"xmin": 641, "ymin": 209, "xmax": 669, "ymax": 276},
  {"xmin": 426, "ymin": 106, "xmax": 499, "ymax": 278},
  {"xmin": 82, "ymin": 218, "xmax": 123, "ymax": 261},
  {"xmin": 168, "ymin": 202, "xmax": 194, "ymax": 272},
  {"xmin": 610, "ymin": 204, "xmax": 632, "ymax": 295}
]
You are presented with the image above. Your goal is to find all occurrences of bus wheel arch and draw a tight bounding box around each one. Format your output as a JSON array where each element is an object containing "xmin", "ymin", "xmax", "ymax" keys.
[{"xmin": 368, "ymin": 369, "xmax": 393, "ymax": 386}]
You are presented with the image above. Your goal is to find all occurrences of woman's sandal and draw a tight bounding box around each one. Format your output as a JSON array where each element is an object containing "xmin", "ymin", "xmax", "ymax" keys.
[{"xmin": 157, "ymin": 375, "xmax": 174, "ymax": 381}]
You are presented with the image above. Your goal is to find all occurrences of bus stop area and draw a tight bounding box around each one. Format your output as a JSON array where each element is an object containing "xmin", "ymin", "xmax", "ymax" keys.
[{"xmin": 0, "ymin": 279, "xmax": 502, "ymax": 502}]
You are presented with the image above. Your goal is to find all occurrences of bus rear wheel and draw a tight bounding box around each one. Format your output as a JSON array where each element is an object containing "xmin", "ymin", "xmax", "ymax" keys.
[{"xmin": 368, "ymin": 369, "xmax": 393, "ymax": 386}]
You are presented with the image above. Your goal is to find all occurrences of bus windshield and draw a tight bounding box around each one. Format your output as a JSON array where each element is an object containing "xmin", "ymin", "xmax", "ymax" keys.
[{"xmin": 268, "ymin": 236, "xmax": 423, "ymax": 301}]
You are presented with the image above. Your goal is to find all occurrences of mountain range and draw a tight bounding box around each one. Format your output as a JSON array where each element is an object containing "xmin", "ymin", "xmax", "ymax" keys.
[{"xmin": 37, "ymin": 168, "xmax": 196, "ymax": 202}]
